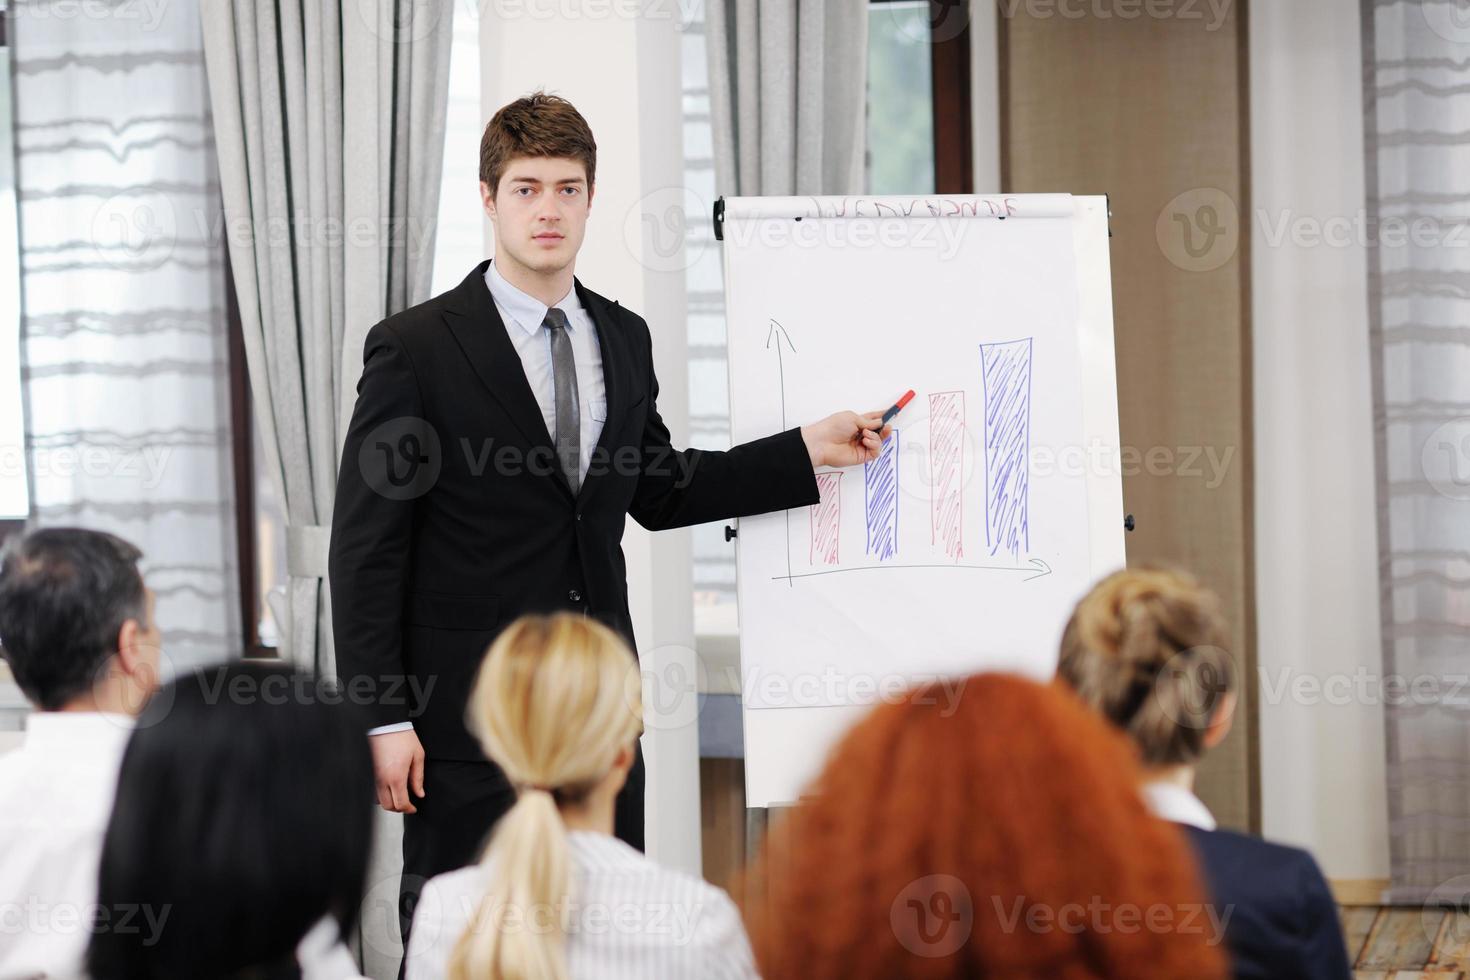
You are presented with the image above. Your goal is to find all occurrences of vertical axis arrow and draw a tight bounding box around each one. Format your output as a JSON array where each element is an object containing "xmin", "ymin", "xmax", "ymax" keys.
[{"xmin": 767, "ymin": 319, "xmax": 796, "ymax": 587}]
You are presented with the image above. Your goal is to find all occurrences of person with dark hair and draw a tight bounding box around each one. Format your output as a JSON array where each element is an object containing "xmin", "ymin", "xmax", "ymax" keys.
[
  {"xmin": 1056, "ymin": 567, "xmax": 1351, "ymax": 980},
  {"xmin": 0, "ymin": 527, "xmax": 161, "ymax": 979},
  {"xmin": 740, "ymin": 673, "xmax": 1228, "ymax": 980},
  {"xmin": 86, "ymin": 662, "xmax": 375, "ymax": 980}
]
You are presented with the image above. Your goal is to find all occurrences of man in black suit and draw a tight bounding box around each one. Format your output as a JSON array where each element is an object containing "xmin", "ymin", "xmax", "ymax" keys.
[{"xmin": 328, "ymin": 92, "xmax": 888, "ymax": 925}]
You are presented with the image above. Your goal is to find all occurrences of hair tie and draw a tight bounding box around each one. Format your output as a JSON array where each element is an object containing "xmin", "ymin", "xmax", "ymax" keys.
[{"xmin": 516, "ymin": 782, "xmax": 555, "ymax": 795}]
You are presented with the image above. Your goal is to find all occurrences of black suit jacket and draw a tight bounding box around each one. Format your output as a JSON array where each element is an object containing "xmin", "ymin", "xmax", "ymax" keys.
[
  {"xmin": 328, "ymin": 261, "xmax": 820, "ymax": 760},
  {"xmin": 1180, "ymin": 824, "xmax": 1352, "ymax": 980}
]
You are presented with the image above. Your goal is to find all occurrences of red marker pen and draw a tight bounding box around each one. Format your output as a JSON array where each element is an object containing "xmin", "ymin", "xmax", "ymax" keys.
[{"xmin": 880, "ymin": 389, "xmax": 915, "ymax": 427}]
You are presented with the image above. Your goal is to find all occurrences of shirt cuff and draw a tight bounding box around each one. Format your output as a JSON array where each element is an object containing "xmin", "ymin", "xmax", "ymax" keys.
[{"xmin": 368, "ymin": 721, "xmax": 414, "ymax": 736}]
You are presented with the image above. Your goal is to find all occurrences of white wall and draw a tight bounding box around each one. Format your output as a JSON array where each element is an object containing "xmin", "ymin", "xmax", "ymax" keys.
[
  {"xmin": 1251, "ymin": 0, "xmax": 1389, "ymax": 882},
  {"xmin": 478, "ymin": 4, "xmax": 701, "ymax": 875}
]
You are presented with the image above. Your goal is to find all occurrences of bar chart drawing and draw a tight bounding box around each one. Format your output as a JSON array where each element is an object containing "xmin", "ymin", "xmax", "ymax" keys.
[
  {"xmin": 928, "ymin": 391, "xmax": 966, "ymax": 560},
  {"xmin": 810, "ymin": 472, "xmax": 843, "ymax": 566},
  {"xmin": 980, "ymin": 339, "xmax": 1033, "ymax": 558},
  {"xmin": 864, "ymin": 429, "xmax": 900, "ymax": 561}
]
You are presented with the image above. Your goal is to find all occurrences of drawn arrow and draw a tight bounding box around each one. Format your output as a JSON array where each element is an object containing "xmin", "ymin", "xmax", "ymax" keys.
[
  {"xmin": 765, "ymin": 318, "xmax": 796, "ymax": 428},
  {"xmin": 767, "ymin": 318, "xmax": 797, "ymax": 586},
  {"xmin": 1023, "ymin": 558, "xmax": 1051, "ymax": 582}
]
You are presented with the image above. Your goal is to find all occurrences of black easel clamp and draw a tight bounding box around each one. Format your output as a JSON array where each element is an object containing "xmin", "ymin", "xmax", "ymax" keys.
[{"xmin": 713, "ymin": 197, "xmax": 725, "ymax": 242}]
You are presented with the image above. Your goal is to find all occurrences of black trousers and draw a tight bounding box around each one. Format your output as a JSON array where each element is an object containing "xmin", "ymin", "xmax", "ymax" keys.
[{"xmin": 397, "ymin": 740, "xmax": 645, "ymax": 947}]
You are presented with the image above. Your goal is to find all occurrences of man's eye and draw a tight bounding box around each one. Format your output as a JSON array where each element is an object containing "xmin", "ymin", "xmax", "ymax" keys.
[{"xmin": 516, "ymin": 187, "xmax": 532, "ymax": 196}]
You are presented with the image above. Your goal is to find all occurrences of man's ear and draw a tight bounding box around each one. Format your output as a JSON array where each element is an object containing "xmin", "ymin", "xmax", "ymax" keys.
[
  {"xmin": 1203, "ymin": 690, "xmax": 1236, "ymax": 750},
  {"xmin": 114, "ymin": 618, "xmax": 143, "ymax": 677},
  {"xmin": 480, "ymin": 180, "xmax": 496, "ymax": 220}
]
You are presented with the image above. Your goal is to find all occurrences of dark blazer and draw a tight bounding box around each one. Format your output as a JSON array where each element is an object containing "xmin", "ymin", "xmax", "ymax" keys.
[
  {"xmin": 328, "ymin": 261, "xmax": 819, "ymax": 760},
  {"xmin": 1180, "ymin": 824, "xmax": 1352, "ymax": 980}
]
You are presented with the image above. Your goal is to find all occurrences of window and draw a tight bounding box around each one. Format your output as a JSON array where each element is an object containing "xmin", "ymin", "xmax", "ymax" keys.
[
  {"xmin": 429, "ymin": 1, "xmax": 485, "ymax": 293},
  {"xmin": 0, "ymin": 1, "xmax": 30, "ymax": 535},
  {"xmin": 686, "ymin": 0, "xmax": 971, "ymax": 637}
]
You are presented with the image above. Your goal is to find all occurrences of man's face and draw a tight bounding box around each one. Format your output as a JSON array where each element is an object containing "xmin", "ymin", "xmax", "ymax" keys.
[{"xmin": 482, "ymin": 155, "xmax": 592, "ymax": 275}]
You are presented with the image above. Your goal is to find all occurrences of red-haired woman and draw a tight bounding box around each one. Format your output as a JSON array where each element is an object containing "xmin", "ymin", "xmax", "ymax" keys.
[{"xmin": 741, "ymin": 673, "xmax": 1228, "ymax": 980}]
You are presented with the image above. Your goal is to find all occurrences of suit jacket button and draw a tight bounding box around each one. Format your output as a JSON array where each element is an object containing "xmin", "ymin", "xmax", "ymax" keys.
[{"xmin": 568, "ymin": 589, "xmax": 583, "ymax": 603}]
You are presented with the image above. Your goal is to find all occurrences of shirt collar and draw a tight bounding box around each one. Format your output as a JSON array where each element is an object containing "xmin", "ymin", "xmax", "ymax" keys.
[
  {"xmin": 484, "ymin": 259, "xmax": 582, "ymax": 337},
  {"xmin": 1141, "ymin": 779, "xmax": 1217, "ymax": 831},
  {"xmin": 23, "ymin": 710, "xmax": 135, "ymax": 747}
]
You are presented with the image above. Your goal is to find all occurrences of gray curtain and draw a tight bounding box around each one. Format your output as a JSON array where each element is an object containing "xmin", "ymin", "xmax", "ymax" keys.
[
  {"xmin": 1363, "ymin": 0, "xmax": 1470, "ymax": 902},
  {"xmin": 11, "ymin": 0, "xmax": 240, "ymax": 672},
  {"xmin": 705, "ymin": 0, "xmax": 869, "ymax": 196},
  {"xmin": 200, "ymin": 0, "xmax": 452, "ymax": 675}
]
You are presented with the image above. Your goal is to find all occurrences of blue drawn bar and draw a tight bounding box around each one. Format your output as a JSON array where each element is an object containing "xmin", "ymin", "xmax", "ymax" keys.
[
  {"xmin": 864, "ymin": 428, "xmax": 900, "ymax": 561},
  {"xmin": 980, "ymin": 339, "xmax": 1032, "ymax": 558}
]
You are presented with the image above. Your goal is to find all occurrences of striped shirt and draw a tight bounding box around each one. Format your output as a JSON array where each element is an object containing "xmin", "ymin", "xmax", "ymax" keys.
[{"xmin": 404, "ymin": 831, "xmax": 759, "ymax": 980}]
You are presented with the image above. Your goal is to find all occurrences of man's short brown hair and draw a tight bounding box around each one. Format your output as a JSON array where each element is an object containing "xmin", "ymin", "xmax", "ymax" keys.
[{"xmin": 479, "ymin": 91, "xmax": 597, "ymax": 196}]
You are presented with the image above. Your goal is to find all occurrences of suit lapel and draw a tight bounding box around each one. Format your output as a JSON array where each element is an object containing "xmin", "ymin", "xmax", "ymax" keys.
[
  {"xmin": 441, "ymin": 261, "xmax": 573, "ymax": 498},
  {"xmin": 576, "ymin": 280, "xmax": 627, "ymax": 506}
]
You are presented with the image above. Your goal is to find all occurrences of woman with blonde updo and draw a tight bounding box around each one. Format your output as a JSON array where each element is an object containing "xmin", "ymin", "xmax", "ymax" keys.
[
  {"xmin": 1056, "ymin": 567, "xmax": 1351, "ymax": 980},
  {"xmin": 403, "ymin": 614, "xmax": 757, "ymax": 980}
]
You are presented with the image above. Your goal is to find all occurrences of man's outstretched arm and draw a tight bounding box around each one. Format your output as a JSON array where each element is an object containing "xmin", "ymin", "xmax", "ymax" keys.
[{"xmin": 628, "ymin": 355, "xmax": 891, "ymax": 533}]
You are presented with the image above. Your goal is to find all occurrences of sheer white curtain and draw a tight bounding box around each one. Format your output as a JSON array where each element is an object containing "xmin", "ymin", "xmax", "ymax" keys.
[
  {"xmin": 1364, "ymin": 0, "xmax": 1470, "ymax": 901},
  {"xmin": 11, "ymin": 0, "xmax": 239, "ymax": 672}
]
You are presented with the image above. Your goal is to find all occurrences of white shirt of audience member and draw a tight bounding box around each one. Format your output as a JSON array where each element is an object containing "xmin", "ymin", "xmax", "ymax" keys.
[
  {"xmin": 0, "ymin": 711, "xmax": 365, "ymax": 980},
  {"xmin": 405, "ymin": 830, "xmax": 759, "ymax": 980},
  {"xmin": 1141, "ymin": 779, "xmax": 1218, "ymax": 831}
]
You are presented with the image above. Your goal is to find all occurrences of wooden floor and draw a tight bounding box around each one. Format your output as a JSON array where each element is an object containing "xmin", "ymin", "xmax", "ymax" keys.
[{"xmin": 1344, "ymin": 906, "xmax": 1470, "ymax": 977}]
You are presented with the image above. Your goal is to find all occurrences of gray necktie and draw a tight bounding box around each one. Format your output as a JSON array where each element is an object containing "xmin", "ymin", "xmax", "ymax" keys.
[{"xmin": 543, "ymin": 308, "xmax": 580, "ymax": 493}]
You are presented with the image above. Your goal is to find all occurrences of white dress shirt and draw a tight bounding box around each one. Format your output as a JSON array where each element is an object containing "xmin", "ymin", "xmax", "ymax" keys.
[
  {"xmin": 404, "ymin": 831, "xmax": 759, "ymax": 980},
  {"xmin": 1141, "ymin": 779, "xmax": 1218, "ymax": 831},
  {"xmin": 0, "ymin": 711, "xmax": 133, "ymax": 980},
  {"xmin": 484, "ymin": 258, "xmax": 607, "ymax": 485},
  {"xmin": 0, "ymin": 712, "xmax": 365, "ymax": 980},
  {"xmin": 369, "ymin": 261, "xmax": 610, "ymax": 738}
]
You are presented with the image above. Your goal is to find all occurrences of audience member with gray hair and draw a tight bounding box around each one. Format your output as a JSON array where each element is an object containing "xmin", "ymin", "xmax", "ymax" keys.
[{"xmin": 0, "ymin": 527, "xmax": 161, "ymax": 979}]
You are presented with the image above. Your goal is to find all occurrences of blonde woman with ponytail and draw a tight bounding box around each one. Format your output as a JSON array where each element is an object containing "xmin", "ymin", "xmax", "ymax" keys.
[
  {"xmin": 1056, "ymin": 567, "xmax": 1351, "ymax": 980},
  {"xmin": 403, "ymin": 614, "xmax": 759, "ymax": 980}
]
